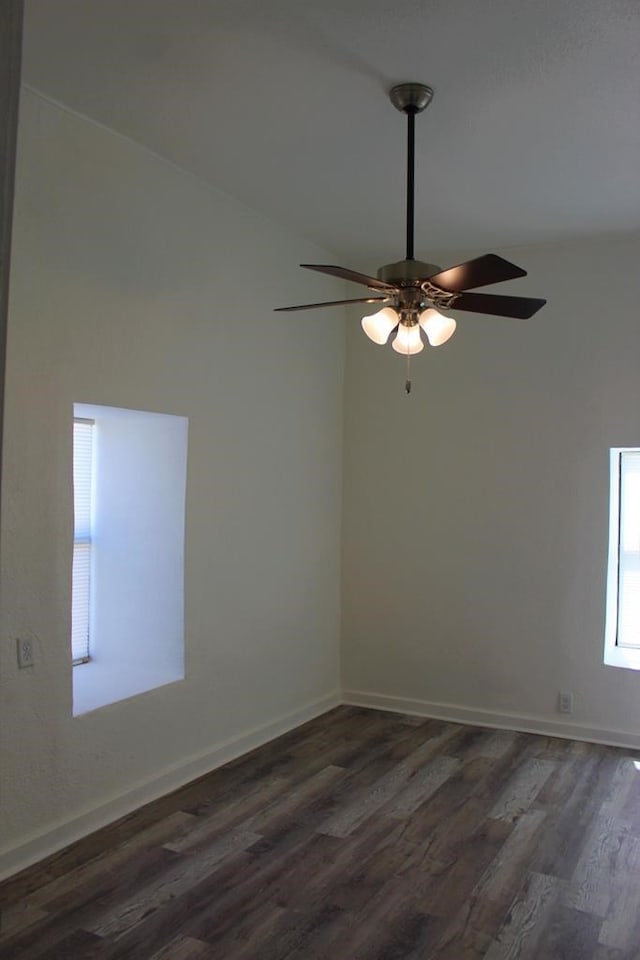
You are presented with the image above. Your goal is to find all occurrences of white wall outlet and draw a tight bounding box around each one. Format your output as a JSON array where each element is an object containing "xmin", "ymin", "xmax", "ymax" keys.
[
  {"xmin": 16, "ymin": 637, "xmax": 34, "ymax": 668},
  {"xmin": 558, "ymin": 691, "xmax": 574, "ymax": 714}
]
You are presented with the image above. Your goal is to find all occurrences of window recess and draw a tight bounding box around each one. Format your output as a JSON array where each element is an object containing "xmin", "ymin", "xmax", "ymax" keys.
[
  {"xmin": 71, "ymin": 403, "xmax": 187, "ymax": 715},
  {"xmin": 72, "ymin": 417, "xmax": 94, "ymax": 665},
  {"xmin": 604, "ymin": 448, "xmax": 640, "ymax": 669}
]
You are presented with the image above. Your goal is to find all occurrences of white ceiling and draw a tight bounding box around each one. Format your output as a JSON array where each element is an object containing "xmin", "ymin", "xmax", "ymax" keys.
[{"xmin": 22, "ymin": 0, "xmax": 640, "ymax": 267}]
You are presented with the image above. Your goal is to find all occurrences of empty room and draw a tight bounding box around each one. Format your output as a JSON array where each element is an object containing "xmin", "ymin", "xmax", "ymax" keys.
[{"xmin": 1, "ymin": 1, "xmax": 640, "ymax": 958}]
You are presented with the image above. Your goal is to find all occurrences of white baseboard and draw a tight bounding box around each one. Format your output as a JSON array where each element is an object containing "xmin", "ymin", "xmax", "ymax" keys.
[
  {"xmin": 343, "ymin": 689, "xmax": 640, "ymax": 751},
  {"xmin": 0, "ymin": 690, "xmax": 341, "ymax": 882}
]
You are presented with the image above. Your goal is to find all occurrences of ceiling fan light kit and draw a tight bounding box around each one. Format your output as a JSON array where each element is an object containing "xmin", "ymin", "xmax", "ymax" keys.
[
  {"xmin": 419, "ymin": 308, "xmax": 457, "ymax": 347},
  {"xmin": 392, "ymin": 320, "xmax": 424, "ymax": 356},
  {"xmin": 276, "ymin": 83, "xmax": 546, "ymax": 392},
  {"xmin": 361, "ymin": 306, "xmax": 399, "ymax": 345}
]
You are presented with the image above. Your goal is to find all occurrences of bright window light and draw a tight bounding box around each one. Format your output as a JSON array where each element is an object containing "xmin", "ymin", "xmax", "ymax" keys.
[
  {"xmin": 72, "ymin": 418, "xmax": 94, "ymax": 665},
  {"xmin": 604, "ymin": 448, "xmax": 640, "ymax": 670}
]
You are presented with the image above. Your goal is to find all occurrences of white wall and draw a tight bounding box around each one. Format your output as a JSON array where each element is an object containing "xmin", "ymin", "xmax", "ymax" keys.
[
  {"xmin": 342, "ymin": 232, "xmax": 640, "ymax": 746},
  {"xmin": 0, "ymin": 89, "xmax": 344, "ymax": 874}
]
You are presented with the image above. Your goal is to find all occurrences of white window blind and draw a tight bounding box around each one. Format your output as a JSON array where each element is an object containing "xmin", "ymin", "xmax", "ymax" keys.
[
  {"xmin": 72, "ymin": 418, "xmax": 94, "ymax": 664},
  {"xmin": 617, "ymin": 451, "xmax": 640, "ymax": 649}
]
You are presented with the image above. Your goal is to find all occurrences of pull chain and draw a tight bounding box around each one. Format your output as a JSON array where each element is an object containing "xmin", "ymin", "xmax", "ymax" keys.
[{"xmin": 405, "ymin": 350, "xmax": 412, "ymax": 394}]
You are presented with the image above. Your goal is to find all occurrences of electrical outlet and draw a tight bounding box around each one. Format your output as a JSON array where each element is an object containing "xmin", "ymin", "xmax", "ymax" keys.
[
  {"xmin": 558, "ymin": 691, "xmax": 574, "ymax": 714},
  {"xmin": 16, "ymin": 638, "xmax": 34, "ymax": 669}
]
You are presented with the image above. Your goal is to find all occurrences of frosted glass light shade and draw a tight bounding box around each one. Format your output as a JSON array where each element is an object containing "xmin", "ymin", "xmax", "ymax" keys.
[
  {"xmin": 419, "ymin": 308, "xmax": 456, "ymax": 346},
  {"xmin": 361, "ymin": 307, "xmax": 398, "ymax": 345},
  {"xmin": 392, "ymin": 322, "xmax": 424, "ymax": 355}
]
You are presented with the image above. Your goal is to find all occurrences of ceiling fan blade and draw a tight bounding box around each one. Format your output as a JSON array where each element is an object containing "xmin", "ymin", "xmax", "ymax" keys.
[
  {"xmin": 427, "ymin": 254, "xmax": 527, "ymax": 292},
  {"xmin": 300, "ymin": 264, "xmax": 397, "ymax": 292},
  {"xmin": 453, "ymin": 292, "xmax": 547, "ymax": 319},
  {"xmin": 274, "ymin": 296, "xmax": 388, "ymax": 313}
]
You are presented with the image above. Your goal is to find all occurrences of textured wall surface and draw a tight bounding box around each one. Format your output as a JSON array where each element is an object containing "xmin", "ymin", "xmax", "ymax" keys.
[
  {"xmin": 0, "ymin": 89, "xmax": 344, "ymax": 868},
  {"xmin": 342, "ymin": 232, "xmax": 640, "ymax": 741}
]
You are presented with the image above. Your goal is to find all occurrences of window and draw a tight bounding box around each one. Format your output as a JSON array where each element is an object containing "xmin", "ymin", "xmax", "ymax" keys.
[
  {"xmin": 72, "ymin": 403, "xmax": 188, "ymax": 715},
  {"xmin": 72, "ymin": 418, "xmax": 94, "ymax": 664},
  {"xmin": 604, "ymin": 448, "xmax": 640, "ymax": 669}
]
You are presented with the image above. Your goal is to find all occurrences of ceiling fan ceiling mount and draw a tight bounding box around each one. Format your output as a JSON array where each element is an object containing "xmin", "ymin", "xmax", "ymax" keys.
[{"xmin": 389, "ymin": 82, "xmax": 434, "ymax": 115}]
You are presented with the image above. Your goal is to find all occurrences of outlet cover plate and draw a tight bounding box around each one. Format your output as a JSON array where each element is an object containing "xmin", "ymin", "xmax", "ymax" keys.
[
  {"xmin": 17, "ymin": 638, "xmax": 34, "ymax": 668},
  {"xmin": 558, "ymin": 691, "xmax": 574, "ymax": 714}
]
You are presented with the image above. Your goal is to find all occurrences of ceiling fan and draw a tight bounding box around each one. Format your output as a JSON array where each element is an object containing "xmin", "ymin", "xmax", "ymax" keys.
[{"xmin": 275, "ymin": 83, "xmax": 546, "ymax": 392}]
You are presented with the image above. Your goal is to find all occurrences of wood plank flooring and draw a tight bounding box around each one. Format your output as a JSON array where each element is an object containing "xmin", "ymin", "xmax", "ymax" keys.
[{"xmin": 2, "ymin": 706, "xmax": 640, "ymax": 959}]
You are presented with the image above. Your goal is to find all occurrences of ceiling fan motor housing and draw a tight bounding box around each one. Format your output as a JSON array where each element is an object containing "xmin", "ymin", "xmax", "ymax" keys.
[
  {"xmin": 377, "ymin": 259, "xmax": 442, "ymax": 284},
  {"xmin": 376, "ymin": 260, "xmax": 441, "ymax": 324}
]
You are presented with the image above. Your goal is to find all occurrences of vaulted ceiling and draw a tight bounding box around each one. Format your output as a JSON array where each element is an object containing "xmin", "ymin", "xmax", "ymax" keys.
[{"xmin": 22, "ymin": 0, "xmax": 640, "ymax": 266}]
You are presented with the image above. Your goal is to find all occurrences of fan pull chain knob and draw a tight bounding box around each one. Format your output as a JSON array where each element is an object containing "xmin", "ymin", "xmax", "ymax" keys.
[{"xmin": 405, "ymin": 379, "xmax": 412, "ymax": 394}]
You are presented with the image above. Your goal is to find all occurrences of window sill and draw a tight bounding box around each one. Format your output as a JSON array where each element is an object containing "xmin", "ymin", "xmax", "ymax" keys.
[
  {"xmin": 604, "ymin": 645, "xmax": 640, "ymax": 671},
  {"xmin": 73, "ymin": 659, "xmax": 184, "ymax": 716}
]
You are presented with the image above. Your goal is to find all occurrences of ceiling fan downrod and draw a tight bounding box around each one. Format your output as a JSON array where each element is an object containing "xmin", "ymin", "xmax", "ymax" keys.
[{"xmin": 389, "ymin": 83, "xmax": 433, "ymax": 262}]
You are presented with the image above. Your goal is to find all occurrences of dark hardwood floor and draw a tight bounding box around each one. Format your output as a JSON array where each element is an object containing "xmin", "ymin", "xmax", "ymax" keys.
[{"xmin": 2, "ymin": 706, "xmax": 640, "ymax": 959}]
